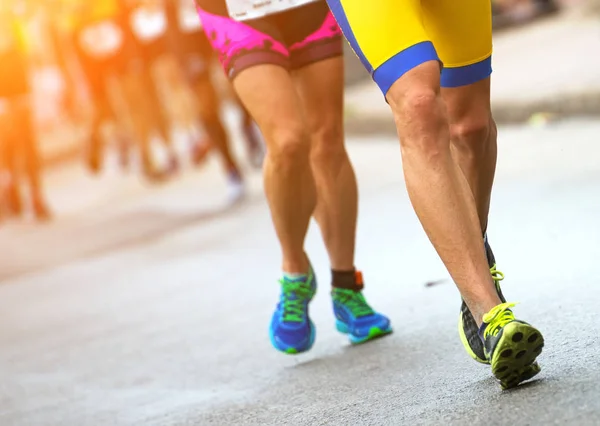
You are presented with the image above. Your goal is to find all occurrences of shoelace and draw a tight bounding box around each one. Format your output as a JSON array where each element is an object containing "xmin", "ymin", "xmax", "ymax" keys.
[
  {"xmin": 490, "ymin": 264, "xmax": 504, "ymax": 286},
  {"xmin": 334, "ymin": 289, "xmax": 374, "ymax": 317},
  {"xmin": 482, "ymin": 302, "xmax": 516, "ymax": 339},
  {"xmin": 280, "ymin": 280, "xmax": 312, "ymax": 322}
]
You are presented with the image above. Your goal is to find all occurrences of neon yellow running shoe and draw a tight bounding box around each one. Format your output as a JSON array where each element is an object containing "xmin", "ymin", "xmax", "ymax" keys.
[{"xmin": 480, "ymin": 303, "xmax": 545, "ymax": 390}]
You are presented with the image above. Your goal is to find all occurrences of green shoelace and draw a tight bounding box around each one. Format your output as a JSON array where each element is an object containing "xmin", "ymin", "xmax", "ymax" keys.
[
  {"xmin": 333, "ymin": 289, "xmax": 374, "ymax": 317},
  {"xmin": 280, "ymin": 280, "xmax": 313, "ymax": 322}
]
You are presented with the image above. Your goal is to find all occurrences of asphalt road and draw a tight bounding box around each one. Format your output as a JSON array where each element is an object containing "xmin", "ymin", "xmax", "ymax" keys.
[{"xmin": 1, "ymin": 118, "xmax": 599, "ymax": 425}]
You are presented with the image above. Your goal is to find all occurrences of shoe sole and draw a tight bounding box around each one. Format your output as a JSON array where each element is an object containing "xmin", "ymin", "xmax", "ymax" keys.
[
  {"xmin": 336, "ymin": 320, "xmax": 393, "ymax": 345},
  {"xmin": 458, "ymin": 311, "xmax": 489, "ymax": 364},
  {"xmin": 490, "ymin": 322, "xmax": 544, "ymax": 390}
]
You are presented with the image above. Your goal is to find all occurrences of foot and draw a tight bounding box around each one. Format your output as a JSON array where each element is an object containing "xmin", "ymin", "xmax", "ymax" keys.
[
  {"xmin": 459, "ymin": 237, "xmax": 505, "ymax": 363},
  {"xmin": 6, "ymin": 183, "xmax": 23, "ymax": 217},
  {"xmin": 481, "ymin": 303, "xmax": 544, "ymax": 390},
  {"xmin": 32, "ymin": 197, "xmax": 52, "ymax": 221},
  {"xmin": 332, "ymin": 272, "xmax": 392, "ymax": 344},
  {"xmin": 117, "ymin": 137, "xmax": 132, "ymax": 170},
  {"xmin": 269, "ymin": 269, "xmax": 317, "ymax": 354},
  {"xmin": 226, "ymin": 171, "xmax": 245, "ymax": 205},
  {"xmin": 166, "ymin": 155, "xmax": 180, "ymax": 175},
  {"xmin": 143, "ymin": 167, "xmax": 170, "ymax": 184},
  {"xmin": 191, "ymin": 139, "xmax": 211, "ymax": 166},
  {"xmin": 86, "ymin": 136, "xmax": 102, "ymax": 174}
]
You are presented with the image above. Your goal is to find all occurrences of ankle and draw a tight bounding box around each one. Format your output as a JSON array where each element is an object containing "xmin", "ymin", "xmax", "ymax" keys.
[
  {"xmin": 471, "ymin": 299, "xmax": 504, "ymax": 327},
  {"xmin": 282, "ymin": 255, "xmax": 310, "ymax": 276},
  {"xmin": 331, "ymin": 268, "xmax": 363, "ymax": 291}
]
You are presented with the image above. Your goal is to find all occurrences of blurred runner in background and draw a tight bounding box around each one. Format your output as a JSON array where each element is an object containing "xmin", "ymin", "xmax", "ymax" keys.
[
  {"xmin": 0, "ymin": 1, "xmax": 51, "ymax": 220},
  {"xmin": 125, "ymin": 0, "xmax": 180, "ymax": 180},
  {"xmin": 166, "ymin": 0, "xmax": 264, "ymax": 170},
  {"xmin": 164, "ymin": 0, "xmax": 247, "ymax": 200},
  {"xmin": 69, "ymin": 0, "xmax": 139, "ymax": 175}
]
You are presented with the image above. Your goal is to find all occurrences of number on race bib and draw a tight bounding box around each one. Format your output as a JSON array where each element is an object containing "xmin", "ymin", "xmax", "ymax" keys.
[{"xmin": 225, "ymin": 0, "xmax": 320, "ymax": 21}]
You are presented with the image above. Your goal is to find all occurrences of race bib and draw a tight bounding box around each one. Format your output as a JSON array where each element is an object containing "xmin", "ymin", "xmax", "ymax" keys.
[
  {"xmin": 225, "ymin": 0, "xmax": 320, "ymax": 21},
  {"xmin": 130, "ymin": 7, "xmax": 168, "ymax": 41},
  {"xmin": 178, "ymin": 0, "xmax": 202, "ymax": 33},
  {"xmin": 78, "ymin": 20, "xmax": 123, "ymax": 58}
]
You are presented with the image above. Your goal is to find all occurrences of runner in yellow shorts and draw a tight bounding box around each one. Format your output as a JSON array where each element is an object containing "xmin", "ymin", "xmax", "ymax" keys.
[{"xmin": 326, "ymin": 0, "xmax": 545, "ymax": 390}]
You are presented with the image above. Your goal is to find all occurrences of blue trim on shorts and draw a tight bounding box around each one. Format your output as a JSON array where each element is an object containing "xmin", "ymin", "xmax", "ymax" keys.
[
  {"xmin": 441, "ymin": 56, "xmax": 493, "ymax": 88},
  {"xmin": 372, "ymin": 41, "xmax": 439, "ymax": 95},
  {"xmin": 326, "ymin": 0, "xmax": 373, "ymax": 74}
]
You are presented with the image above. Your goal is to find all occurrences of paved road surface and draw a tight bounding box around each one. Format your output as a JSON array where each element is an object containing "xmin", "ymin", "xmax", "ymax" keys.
[{"xmin": 1, "ymin": 119, "xmax": 599, "ymax": 425}]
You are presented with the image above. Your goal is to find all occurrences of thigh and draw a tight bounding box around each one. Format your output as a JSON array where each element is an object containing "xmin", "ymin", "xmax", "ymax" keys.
[
  {"xmin": 193, "ymin": 71, "xmax": 220, "ymax": 122},
  {"xmin": 442, "ymin": 79, "xmax": 492, "ymax": 146},
  {"xmin": 293, "ymin": 56, "xmax": 344, "ymax": 136},
  {"xmin": 233, "ymin": 64, "xmax": 306, "ymax": 148},
  {"xmin": 14, "ymin": 103, "xmax": 38, "ymax": 165},
  {"xmin": 0, "ymin": 51, "xmax": 28, "ymax": 99},
  {"xmin": 423, "ymin": 0, "xmax": 493, "ymax": 88},
  {"xmin": 75, "ymin": 41, "xmax": 110, "ymax": 106},
  {"xmin": 326, "ymin": 0, "xmax": 437, "ymax": 95}
]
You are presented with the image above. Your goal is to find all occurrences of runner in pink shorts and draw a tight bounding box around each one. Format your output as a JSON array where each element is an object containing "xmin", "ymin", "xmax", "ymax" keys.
[{"xmin": 195, "ymin": 0, "xmax": 392, "ymax": 354}]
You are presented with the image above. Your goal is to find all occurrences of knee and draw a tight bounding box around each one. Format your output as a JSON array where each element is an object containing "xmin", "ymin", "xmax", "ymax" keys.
[
  {"xmin": 450, "ymin": 114, "xmax": 495, "ymax": 162},
  {"xmin": 267, "ymin": 125, "xmax": 311, "ymax": 171},
  {"xmin": 310, "ymin": 122, "xmax": 345, "ymax": 167},
  {"xmin": 388, "ymin": 86, "xmax": 447, "ymax": 159}
]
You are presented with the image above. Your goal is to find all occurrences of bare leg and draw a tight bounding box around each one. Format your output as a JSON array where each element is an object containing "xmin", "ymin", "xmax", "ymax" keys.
[
  {"xmin": 294, "ymin": 57, "xmax": 356, "ymax": 271},
  {"xmin": 194, "ymin": 73, "xmax": 241, "ymax": 176},
  {"xmin": 234, "ymin": 65, "xmax": 315, "ymax": 273},
  {"xmin": 443, "ymin": 78, "xmax": 497, "ymax": 233},
  {"xmin": 17, "ymin": 102, "xmax": 50, "ymax": 219},
  {"xmin": 386, "ymin": 61, "xmax": 500, "ymax": 323},
  {"xmin": 144, "ymin": 63, "xmax": 175, "ymax": 157},
  {"xmin": 0, "ymin": 110, "xmax": 21, "ymax": 216}
]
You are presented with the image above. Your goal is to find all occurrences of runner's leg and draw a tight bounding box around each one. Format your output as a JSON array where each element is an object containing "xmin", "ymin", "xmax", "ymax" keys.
[
  {"xmin": 288, "ymin": 3, "xmax": 391, "ymax": 343},
  {"xmin": 444, "ymin": 79, "xmax": 496, "ymax": 234},
  {"xmin": 328, "ymin": 0, "xmax": 499, "ymax": 321},
  {"xmin": 235, "ymin": 64, "xmax": 315, "ymax": 272},
  {"xmin": 18, "ymin": 101, "xmax": 51, "ymax": 219},
  {"xmin": 198, "ymin": 9, "xmax": 315, "ymax": 272},
  {"xmin": 424, "ymin": 0, "xmax": 498, "ymax": 234},
  {"xmin": 294, "ymin": 57, "xmax": 355, "ymax": 271},
  {"xmin": 425, "ymin": 0, "xmax": 504, "ymax": 364},
  {"xmin": 189, "ymin": 52, "xmax": 243, "ymax": 180},
  {"xmin": 328, "ymin": 0, "xmax": 543, "ymax": 388},
  {"xmin": 198, "ymin": 9, "xmax": 318, "ymax": 353}
]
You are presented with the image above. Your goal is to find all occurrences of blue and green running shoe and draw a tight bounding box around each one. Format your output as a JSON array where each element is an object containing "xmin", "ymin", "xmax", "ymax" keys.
[
  {"xmin": 332, "ymin": 271, "xmax": 392, "ymax": 344},
  {"xmin": 269, "ymin": 269, "xmax": 317, "ymax": 354}
]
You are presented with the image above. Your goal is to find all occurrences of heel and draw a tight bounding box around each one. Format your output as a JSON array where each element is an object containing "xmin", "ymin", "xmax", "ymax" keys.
[{"xmin": 336, "ymin": 320, "xmax": 349, "ymax": 334}]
